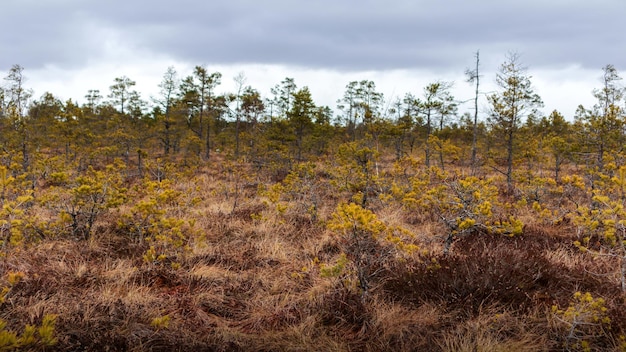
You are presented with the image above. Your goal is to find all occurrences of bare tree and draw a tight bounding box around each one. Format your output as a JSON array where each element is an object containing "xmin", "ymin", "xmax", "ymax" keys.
[
  {"xmin": 465, "ymin": 50, "xmax": 482, "ymax": 174},
  {"xmin": 154, "ymin": 67, "xmax": 179, "ymax": 155},
  {"xmin": 233, "ymin": 72, "xmax": 247, "ymax": 158},
  {"xmin": 4, "ymin": 64, "xmax": 32, "ymax": 118}
]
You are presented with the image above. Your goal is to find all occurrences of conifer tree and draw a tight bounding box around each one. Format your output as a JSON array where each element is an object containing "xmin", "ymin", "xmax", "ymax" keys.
[
  {"xmin": 575, "ymin": 65, "xmax": 625, "ymax": 176},
  {"xmin": 488, "ymin": 53, "xmax": 543, "ymax": 189},
  {"xmin": 287, "ymin": 87, "xmax": 316, "ymax": 161}
]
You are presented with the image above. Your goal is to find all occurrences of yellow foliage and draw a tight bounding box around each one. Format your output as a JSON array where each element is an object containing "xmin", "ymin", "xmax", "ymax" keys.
[
  {"xmin": 404, "ymin": 172, "xmax": 521, "ymax": 247},
  {"xmin": 0, "ymin": 314, "xmax": 56, "ymax": 350},
  {"xmin": 40, "ymin": 163, "xmax": 127, "ymax": 239},
  {"xmin": 150, "ymin": 315, "xmax": 171, "ymax": 330},
  {"xmin": 49, "ymin": 172, "xmax": 69, "ymax": 185},
  {"xmin": 260, "ymin": 162, "xmax": 320, "ymax": 220},
  {"xmin": 457, "ymin": 218, "xmax": 476, "ymax": 230},
  {"xmin": 328, "ymin": 202, "xmax": 386, "ymax": 238},
  {"xmin": 37, "ymin": 315, "xmax": 57, "ymax": 347},
  {"xmin": 6, "ymin": 271, "xmax": 24, "ymax": 286},
  {"xmin": 143, "ymin": 246, "xmax": 157, "ymax": 263},
  {"xmin": 562, "ymin": 175, "xmax": 587, "ymax": 190},
  {"xmin": 121, "ymin": 177, "xmax": 197, "ymax": 267},
  {"xmin": 552, "ymin": 292, "xmax": 610, "ymax": 350},
  {"xmin": 320, "ymin": 253, "xmax": 349, "ymax": 278}
]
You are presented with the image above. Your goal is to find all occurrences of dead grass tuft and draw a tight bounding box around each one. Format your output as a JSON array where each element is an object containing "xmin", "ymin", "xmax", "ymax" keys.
[{"xmin": 437, "ymin": 308, "xmax": 548, "ymax": 352}]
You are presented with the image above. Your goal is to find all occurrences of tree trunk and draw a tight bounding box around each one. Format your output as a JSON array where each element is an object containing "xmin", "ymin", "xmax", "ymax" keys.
[
  {"xmin": 205, "ymin": 116, "xmax": 211, "ymax": 160},
  {"xmin": 506, "ymin": 128, "xmax": 514, "ymax": 189},
  {"xmin": 425, "ymin": 111, "xmax": 432, "ymax": 167},
  {"xmin": 471, "ymin": 52, "xmax": 480, "ymax": 174},
  {"xmin": 235, "ymin": 115, "xmax": 241, "ymax": 159}
]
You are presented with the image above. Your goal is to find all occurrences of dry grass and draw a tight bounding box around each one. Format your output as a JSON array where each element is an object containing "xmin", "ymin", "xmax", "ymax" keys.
[
  {"xmin": 2, "ymin": 157, "xmax": 626, "ymax": 351},
  {"xmin": 437, "ymin": 309, "xmax": 548, "ymax": 352}
]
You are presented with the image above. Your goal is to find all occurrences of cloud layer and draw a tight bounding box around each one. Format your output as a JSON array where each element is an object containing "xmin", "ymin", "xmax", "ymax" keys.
[
  {"xmin": 4, "ymin": 0, "xmax": 625, "ymax": 71},
  {"xmin": 3, "ymin": 0, "xmax": 623, "ymax": 119}
]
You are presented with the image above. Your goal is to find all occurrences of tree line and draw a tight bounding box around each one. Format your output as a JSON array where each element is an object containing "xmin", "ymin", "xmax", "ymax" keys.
[{"xmin": 1, "ymin": 53, "xmax": 625, "ymax": 187}]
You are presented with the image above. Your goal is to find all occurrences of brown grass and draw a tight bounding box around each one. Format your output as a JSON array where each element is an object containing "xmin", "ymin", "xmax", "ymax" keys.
[{"xmin": 2, "ymin": 159, "xmax": 626, "ymax": 351}]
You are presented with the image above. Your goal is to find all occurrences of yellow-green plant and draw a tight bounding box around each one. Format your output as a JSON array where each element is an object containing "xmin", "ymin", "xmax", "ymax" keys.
[
  {"xmin": 0, "ymin": 271, "xmax": 56, "ymax": 349},
  {"xmin": 0, "ymin": 193, "xmax": 34, "ymax": 253},
  {"xmin": 43, "ymin": 163, "xmax": 127, "ymax": 239},
  {"xmin": 404, "ymin": 171, "xmax": 523, "ymax": 253},
  {"xmin": 142, "ymin": 216, "xmax": 193, "ymax": 269},
  {"xmin": 515, "ymin": 174, "xmax": 574, "ymax": 225},
  {"xmin": 34, "ymin": 155, "xmax": 72, "ymax": 186},
  {"xmin": 319, "ymin": 253, "xmax": 349, "ymax": 278},
  {"xmin": 121, "ymin": 179, "xmax": 180, "ymax": 241},
  {"xmin": 261, "ymin": 162, "xmax": 321, "ymax": 221},
  {"xmin": 0, "ymin": 271, "xmax": 24, "ymax": 304},
  {"xmin": 120, "ymin": 178, "xmax": 198, "ymax": 268},
  {"xmin": 330, "ymin": 140, "xmax": 381, "ymax": 207},
  {"xmin": 326, "ymin": 202, "xmax": 419, "ymax": 295},
  {"xmin": 0, "ymin": 314, "xmax": 57, "ymax": 350},
  {"xmin": 150, "ymin": 314, "xmax": 171, "ymax": 330},
  {"xmin": 428, "ymin": 135, "xmax": 461, "ymax": 171},
  {"xmin": 573, "ymin": 165, "xmax": 626, "ymax": 292},
  {"xmin": 516, "ymin": 174, "xmax": 557, "ymax": 204},
  {"xmin": 552, "ymin": 292, "xmax": 610, "ymax": 351},
  {"xmin": 0, "ymin": 166, "xmax": 46, "ymax": 252},
  {"xmin": 143, "ymin": 158, "xmax": 178, "ymax": 182}
]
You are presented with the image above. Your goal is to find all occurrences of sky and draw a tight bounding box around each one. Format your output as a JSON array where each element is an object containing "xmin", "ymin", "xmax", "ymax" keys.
[{"xmin": 2, "ymin": 0, "xmax": 625, "ymax": 120}]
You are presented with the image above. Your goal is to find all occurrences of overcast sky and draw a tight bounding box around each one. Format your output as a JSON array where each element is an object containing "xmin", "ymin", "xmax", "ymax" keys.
[{"xmin": 3, "ymin": 0, "xmax": 625, "ymax": 119}]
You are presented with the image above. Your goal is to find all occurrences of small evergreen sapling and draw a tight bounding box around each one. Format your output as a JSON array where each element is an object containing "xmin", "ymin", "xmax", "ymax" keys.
[
  {"xmin": 403, "ymin": 170, "xmax": 523, "ymax": 253},
  {"xmin": 326, "ymin": 202, "xmax": 419, "ymax": 296}
]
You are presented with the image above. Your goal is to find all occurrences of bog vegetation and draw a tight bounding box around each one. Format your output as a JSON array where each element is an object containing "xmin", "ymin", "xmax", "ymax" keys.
[{"xmin": 2, "ymin": 55, "xmax": 626, "ymax": 351}]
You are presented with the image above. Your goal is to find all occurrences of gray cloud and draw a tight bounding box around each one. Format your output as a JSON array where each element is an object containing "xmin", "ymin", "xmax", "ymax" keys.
[{"xmin": 2, "ymin": 0, "xmax": 625, "ymax": 73}]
